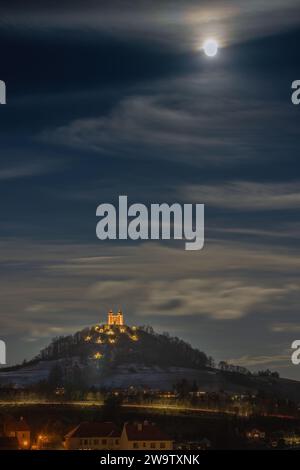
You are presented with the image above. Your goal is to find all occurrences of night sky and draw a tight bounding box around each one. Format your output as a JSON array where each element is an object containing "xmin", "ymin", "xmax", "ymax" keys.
[{"xmin": 1, "ymin": 1, "xmax": 300, "ymax": 378}]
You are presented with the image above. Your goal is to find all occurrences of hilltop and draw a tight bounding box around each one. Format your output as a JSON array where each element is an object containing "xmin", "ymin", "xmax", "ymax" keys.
[{"xmin": 38, "ymin": 323, "xmax": 210, "ymax": 370}]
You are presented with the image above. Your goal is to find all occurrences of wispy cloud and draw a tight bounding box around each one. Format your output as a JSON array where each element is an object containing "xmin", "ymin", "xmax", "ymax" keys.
[
  {"xmin": 42, "ymin": 88, "xmax": 295, "ymax": 167},
  {"xmin": 185, "ymin": 182, "xmax": 300, "ymax": 210},
  {"xmin": 1, "ymin": 238, "xmax": 300, "ymax": 328},
  {"xmin": 138, "ymin": 279, "xmax": 284, "ymax": 320},
  {"xmin": 211, "ymin": 225, "xmax": 300, "ymax": 240},
  {"xmin": 0, "ymin": 160, "xmax": 58, "ymax": 180},
  {"xmin": 271, "ymin": 323, "xmax": 300, "ymax": 333},
  {"xmin": 2, "ymin": 1, "xmax": 300, "ymax": 50},
  {"xmin": 227, "ymin": 353, "xmax": 290, "ymax": 368}
]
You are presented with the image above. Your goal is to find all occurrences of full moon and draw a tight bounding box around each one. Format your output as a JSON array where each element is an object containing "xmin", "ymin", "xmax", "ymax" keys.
[{"xmin": 203, "ymin": 39, "xmax": 218, "ymax": 57}]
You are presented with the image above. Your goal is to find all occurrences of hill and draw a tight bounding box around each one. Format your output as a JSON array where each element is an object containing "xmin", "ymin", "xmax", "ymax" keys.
[
  {"xmin": 38, "ymin": 323, "xmax": 210, "ymax": 369},
  {"xmin": 1, "ymin": 322, "xmax": 300, "ymax": 402}
]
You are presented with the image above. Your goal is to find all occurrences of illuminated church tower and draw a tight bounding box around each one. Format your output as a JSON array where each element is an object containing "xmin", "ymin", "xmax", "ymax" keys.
[{"xmin": 107, "ymin": 309, "xmax": 124, "ymax": 326}]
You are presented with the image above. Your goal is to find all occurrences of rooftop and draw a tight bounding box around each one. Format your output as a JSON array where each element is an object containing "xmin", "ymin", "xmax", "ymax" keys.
[
  {"xmin": 124, "ymin": 422, "xmax": 171, "ymax": 441},
  {"xmin": 65, "ymin": 422, "xmax": 120, "ymax": 439},
  {"xmin": 5, "ymin": 416, "xmax": 30, "ymax": 432}
]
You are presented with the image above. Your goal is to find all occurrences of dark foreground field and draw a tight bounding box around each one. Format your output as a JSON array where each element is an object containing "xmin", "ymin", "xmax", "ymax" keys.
[{"xmin": 1, "ymin": 402, "xmax": 299, "ymax": 449}]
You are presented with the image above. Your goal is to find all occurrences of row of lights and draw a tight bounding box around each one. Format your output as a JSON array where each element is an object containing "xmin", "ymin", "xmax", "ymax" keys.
[
  {"xmin": 85, "ymin": 325, "xmax": 139, "ymax": 344},
  {"xmin": 93, "ymin": 352, "xmax": 103, "ymax": 360}
]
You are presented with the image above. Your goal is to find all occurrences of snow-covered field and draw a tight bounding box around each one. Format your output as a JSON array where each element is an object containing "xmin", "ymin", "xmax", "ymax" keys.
[
  {"xmin": 0, "ymin": 360, "xmax": 56, "ymax": 387},
  {"xmin": 1, "ymin": 360, "xmax": 300, "ymax": 402}
]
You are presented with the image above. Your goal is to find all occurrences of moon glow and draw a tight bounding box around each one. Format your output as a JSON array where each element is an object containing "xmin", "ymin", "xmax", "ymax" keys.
[{"xmin": 203, "ymin": 39, "xmax": 218, "ymax": 57}]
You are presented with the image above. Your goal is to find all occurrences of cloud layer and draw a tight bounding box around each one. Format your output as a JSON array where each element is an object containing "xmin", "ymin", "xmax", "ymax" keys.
[
  {"xmin": 2, "ymin": 0, "xmax": 300, "ymax": 50},
  {"xmin": 185, "ymin": 182, "xmax": 300, "ymax": 210}
]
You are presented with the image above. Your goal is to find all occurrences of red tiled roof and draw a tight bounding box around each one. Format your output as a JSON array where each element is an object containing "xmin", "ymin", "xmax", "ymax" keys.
[
  {"xmin": 124, "ymin": 422, "xmax": 171, "ymax": 441},
  {"xmin": 5, "ymin": 417, "xmax": 30, "ymax": 432},
  {"xmin": 65, "ymin": 422, "xmax": 120, "ymax": 439}
]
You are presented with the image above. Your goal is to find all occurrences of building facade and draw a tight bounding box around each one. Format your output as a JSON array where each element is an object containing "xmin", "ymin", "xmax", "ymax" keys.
[
  {"xmin": 4, "ymin": 416, "xmax": 30, "ymax": 449},
  {"xmin": 107, "ymin": 309, "xmax": 124, "ymax": 326},
  {"xmin": 64, "ymin": 421, "xmax": 173, "ymax": 451},
  {"xmin": 64, "ymin": 422, "xmax": 120, "ymax": 450},
  {"xmin": 120, "ymin": 421, "xmax": 173, "ymax": 450}
]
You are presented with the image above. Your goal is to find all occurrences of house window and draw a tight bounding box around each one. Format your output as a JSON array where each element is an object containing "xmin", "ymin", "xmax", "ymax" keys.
[
  {"xmin": 94, "ymin": 439, "xmax": 99, "ymax": 445},
  {"xmin": 160, "ymin": 442, "xmax": 166, "ymax": 449},
  {"xmin": 84, "ymin": 439, "xmax": 88, "ymax": 446},
  {"xmin": 115, "ymin": 439, "xmax": 119, "ymax": 445},
  {"xmin": 102, "ymin": 439, "xmax": 107, "ymax": 445},
  {"xmin": 150, "ymin": 442, "xmax": 156, "ymax": 449},
  {"xmin": 133, "ymin": 442, "xmax": 139, "ymax": 449}
]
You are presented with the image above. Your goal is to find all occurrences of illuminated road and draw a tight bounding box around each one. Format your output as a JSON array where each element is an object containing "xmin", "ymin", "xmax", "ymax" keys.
[
  {"xmin": 0, "ymin": 400, "xmax": 249, "ymax": 417},
  {"xmin": 0, "ymin": 400, "xmax": 234, "ymax": 415},
  {"xmin": 121, "ymin": 403, "xmax": 236, "ymax": 415},
  {"xmin": 0, "ymin": 401, "xmax": 296, "ymax": 419}
]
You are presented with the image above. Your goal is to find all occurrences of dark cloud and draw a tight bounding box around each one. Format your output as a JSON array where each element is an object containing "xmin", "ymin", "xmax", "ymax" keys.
[{"xmin": 2, "ymin": 0, "xmax": 300, "ymax": 51}]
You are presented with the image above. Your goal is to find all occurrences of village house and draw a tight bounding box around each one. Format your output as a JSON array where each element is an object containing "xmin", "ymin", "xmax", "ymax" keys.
[
  {"xmin": 120, "ymin": 421, "xmax": 173, "ymax": 450},
  {"xmin": 64, "ymin": 420, "xmax": 173, "ymax": 451},
  {"xmin": 3, "ymin": 416, "xmax": 31, "ymax": 449},
  {"xmin": 64, "ymin": 422, "xmax": 121, "ymax": 450}
]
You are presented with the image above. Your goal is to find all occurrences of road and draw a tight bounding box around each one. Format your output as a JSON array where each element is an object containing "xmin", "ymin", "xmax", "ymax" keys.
[
  {"xmin": 0, "ymin": 400, "xmax": 235, "ymax": 415},
  {"xmin": 0, "ymin": 400, "xmax": 296, "ymax": 419}
]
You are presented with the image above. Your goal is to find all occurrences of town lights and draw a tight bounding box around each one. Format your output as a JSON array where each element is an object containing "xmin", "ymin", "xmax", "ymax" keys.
[
  {"xmin": 85, "ymin": 336, "xmax": 92, "ymax": 342},
  {"xmin": 109, "ymin": 338, "xmax": 116, "ymax": 344},
  {"xmin": 94, "ymin": 352, "xmax": 103, "ymax": 359},
  {"xmin": 37, "ymin": 434, "xmax": 48, "ymax": 449},
  {"xmin": 130, "ymin": 335, "xmax": 138, "ymax": 341}
]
